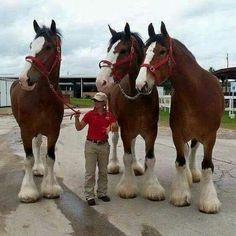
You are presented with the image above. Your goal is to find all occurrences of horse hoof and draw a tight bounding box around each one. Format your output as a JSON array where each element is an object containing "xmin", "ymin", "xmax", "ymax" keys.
[
  {"xmin": 108, "ymin": 162, "xmax": 120, "ymax": 174},
  {"xmin": 108, "ymin": 165, "xmax": 120, "ymax": 174},
  {"xmin": 41, "ymin": 185, "xmax": 63, "ymax": 199},
  {"xmin": 170, "ymin": 194, "xmax": 191, "ymax": 207},
  {"xmin": 116, "ymin": 186, "xmax": 138, "ymax": 199},
  {"xmin": 33, "ymin": 170, "xmax": 44, "ymax": 177},
  {"xmin": 191, "ymin": 169, "xmax": 202, "ymax": 183},
  {"xmin": 199, "ymin": 199, "xmax": 221, "ymax": 214},
  {"xmin": 134, "ymin": 169, "xmax": 144, "ymax": 176},
  {"xmin": 33, "ymin": 168, "xmax": 44, "ymax": 177},
  {"xmin": 119, "ymin": 193, "xmax": 137, "ymax": 199},
  {"xmin": 18, "ymin": 191, "xmax": 40, "ymax": 203}
]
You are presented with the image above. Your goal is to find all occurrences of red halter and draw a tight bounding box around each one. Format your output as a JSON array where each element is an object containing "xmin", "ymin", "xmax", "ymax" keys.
[
  {"xmin": 98, "ymin": 40, "xmax": 135, "ymax": 82},
  {"xmin": 25, "ymin": 38, "xmax": 61, "ymax": 79},
  {"xmin": 141, "ymin": 37, "xmax": 176, "ymax": 84}
]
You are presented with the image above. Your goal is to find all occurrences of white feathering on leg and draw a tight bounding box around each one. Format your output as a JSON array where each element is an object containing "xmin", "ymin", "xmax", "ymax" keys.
[
  {"xmin": 41, "ymin": 155, "xmax": 62, "ymax": 198},
  {"xmin": 199, "ymin": 168, "xmax": 221, "ymax": 213},
  {"xmin": 141, "ymin": 158, "xmax": 165, "ymax": 201},
  {"xmin": 116, "ymin": 153, "xmax": 138, "ymax": 198},
  {"xmin": 170, "ymin": 163, "xmax": 191, "ymax": 206}
]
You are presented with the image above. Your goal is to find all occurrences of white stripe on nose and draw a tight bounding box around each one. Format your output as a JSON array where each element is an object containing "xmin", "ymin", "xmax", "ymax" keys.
[
  {"xmin": 96, "ymin": 40, "xmax": 120, "ymax": 93},
  {"xmin": 19, "ymin": 37, "xmax": 45, "ymax": 82},
  {"xmin": 136, "ymin": 42, "xmax": 156, "ymax": 90}
]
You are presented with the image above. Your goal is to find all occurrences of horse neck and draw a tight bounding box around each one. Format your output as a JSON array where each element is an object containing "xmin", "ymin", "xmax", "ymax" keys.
[
  {"xmin": 38, "ymin": 63, "xmax": 61, "ymax": 90},
  {"xmin": 170, "ymin": 41, "xmax": 202, "ymax": 94}
]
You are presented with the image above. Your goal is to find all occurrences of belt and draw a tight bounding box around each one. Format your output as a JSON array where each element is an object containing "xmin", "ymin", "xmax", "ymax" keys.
[{"xmin": 87, "ymin": 139, "xmax": 108, "ymax": 145}]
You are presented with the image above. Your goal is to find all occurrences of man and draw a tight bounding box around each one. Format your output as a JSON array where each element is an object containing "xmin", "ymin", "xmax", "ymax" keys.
[{"xmin": 74, "ymin": 92, "xmax": 117, "ymax": 206}]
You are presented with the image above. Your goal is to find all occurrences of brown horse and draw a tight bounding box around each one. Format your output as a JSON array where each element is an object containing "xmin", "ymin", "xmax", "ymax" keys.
[
  {"xmin": 136, "ymin": 22, "xmax": 224, "ymax": 213},
  {"xmin": 10, "ymin": 20, "xmax": 64, "ymax": 202},
  {"xmin": 96, "ymin": 23, "xmax": 165, "ymax": 200}
]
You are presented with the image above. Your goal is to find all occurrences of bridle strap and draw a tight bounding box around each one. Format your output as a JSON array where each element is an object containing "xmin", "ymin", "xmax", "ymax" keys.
[
  {"xmin": 99, "ymin": 40, "xmax": 135, "ymax": 82},
  {"xmin": 25, "ymin": 39, "xmax": 61, "ymax": 79},
  {"xmin": 141, "ymin": 37, "xmax": 176, "ymax": 83}
]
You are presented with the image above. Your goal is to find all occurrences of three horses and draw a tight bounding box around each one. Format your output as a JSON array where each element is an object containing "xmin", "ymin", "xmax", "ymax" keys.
[
  {"xmin": 136, "ymin": 22, "xmax": 224, "ymax": 213},
  {"xmin": 96, "ymin": 23, "xmax": 165, "ymax": 200},
  {"xmin": 10, "ymin": 20, "xmax": 224, "ymax": 214},
  {"xmin": 10, "ymin": 20, "xmax": 64, "ymax": 202}
]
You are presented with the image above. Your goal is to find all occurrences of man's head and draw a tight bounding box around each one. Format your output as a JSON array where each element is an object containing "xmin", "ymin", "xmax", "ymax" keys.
[{"xmin": 92, "ymin": 92, "xmax": 108, "ymax": 103}]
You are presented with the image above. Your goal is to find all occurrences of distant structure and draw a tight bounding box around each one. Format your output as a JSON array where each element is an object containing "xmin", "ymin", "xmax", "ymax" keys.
[
  {"xmin": 1, "ymin": 68, "xmax": 236, "ymax": 107},
  {"xmin": 0, "ymin": 75, "xmax": 97, "ymax": 107},
  {"xmin": 213, "ymin": 67, "xmax": 236, "ymax": 94}
]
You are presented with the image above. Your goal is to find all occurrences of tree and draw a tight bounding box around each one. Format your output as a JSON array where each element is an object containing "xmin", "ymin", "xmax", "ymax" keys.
[{"xmin": 209, "ymin": 67, "xmax": 215, "ymax": 73}]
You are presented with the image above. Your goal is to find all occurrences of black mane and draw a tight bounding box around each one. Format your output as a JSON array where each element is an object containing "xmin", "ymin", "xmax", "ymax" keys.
[
  {"xmin": 109, "ymin": 31, "xmax": 144, "ymax": 49},
  {"xmin": 146, "ymin": 34, "xmax": 196, "ymax": 60},
  {"xmin": 146, "ymin": 34, "xmax": 166, "ymax": 48},
  {"xmin": 35, "ymin": 26, "xmax": 62, "ymax": 41}
]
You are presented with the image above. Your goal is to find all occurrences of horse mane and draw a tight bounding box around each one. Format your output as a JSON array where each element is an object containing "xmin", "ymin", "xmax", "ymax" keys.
[
  {"xmin": 109, "ymin": 31, "xmax": 144, "ymax": 50},
  {"xmin": 146, "ymin": 34, "xmax": 196, "ymax": 61},
  {"xmin": 34, "ymin": 25, "xmax": 62, "ymax": 41}
]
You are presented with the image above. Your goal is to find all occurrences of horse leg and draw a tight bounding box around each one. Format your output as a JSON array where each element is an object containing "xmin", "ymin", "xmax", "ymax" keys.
[
  {"xmin": 189, "ymin": 139, "xmax": 201, "ymax": 182},
  {"xmin": 107, "ymin": 130, "xmax": 120, "ymax": 174},
  {"xmin": 32, "ymin": 134, "xmax": 45, "ymax": 176},
  {"xmin": 116, "ymin": 135, "xmax": 138, "ymax": 198},
  {"xmin": 131, "ymin": 138, "xmax": 145, "ymax": 176},
  {"xmin": 18, "ymin": 134, "xmax": 40, "ymax": 202},
  {"xmin": 170, "ymin": 135, "xmax": 192, "ymax": 206},
  {"xmin": 141, "ymin": 136, "xmax": 165, "ymax": 201},
  {"xmin": 41, "ymin": 134, "xmax": 62, "ymax": 198},
  {"xmin": 199, "ymin": 135, "xmax": 221, "ymax": 213}
]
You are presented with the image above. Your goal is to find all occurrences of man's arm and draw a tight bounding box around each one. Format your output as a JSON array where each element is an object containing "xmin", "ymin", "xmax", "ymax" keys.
[{"xmin": 74, "ymin": 113, "xmax": 87, "ymax": 131}]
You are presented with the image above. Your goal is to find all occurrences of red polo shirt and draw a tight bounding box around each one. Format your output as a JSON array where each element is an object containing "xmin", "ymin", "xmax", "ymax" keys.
[{"xmin": 82, "ymin": 109, "xmax": 116, "ymax": 141}]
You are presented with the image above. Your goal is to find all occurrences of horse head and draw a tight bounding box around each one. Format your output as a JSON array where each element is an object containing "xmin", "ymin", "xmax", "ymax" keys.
[
  {"xmin": 96, "ymin": 23, "xmax": 144, "ymax": 94},
  {"xmin": 19, "ymin": 20, "xmax": 61, "ymax": 91},
  {"xmin": 136, "ymin": 22, "xmax": 175, "ymax": 93}
]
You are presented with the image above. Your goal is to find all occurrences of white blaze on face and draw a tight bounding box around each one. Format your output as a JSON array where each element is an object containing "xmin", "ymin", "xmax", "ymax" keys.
[
  {"xmin": 136, "ymin": 42, "xmax": 156, "ymax": 91},
  {"xmin": 96, "ymin": 40, "xmax": 120, "ymax": 93},
  {"xmin": 19, "ymin": 37, "xmax": 45, "ymax": 89}
]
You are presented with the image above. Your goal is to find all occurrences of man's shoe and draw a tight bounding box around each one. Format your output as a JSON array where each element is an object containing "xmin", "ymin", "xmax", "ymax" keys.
[
  {"xmin": 98, "ymin": 196, "xmax": 111, "ymax": 202},
  {"xmin": 87, "ymin": 198, "xmax": 96, "ymax": 206}
]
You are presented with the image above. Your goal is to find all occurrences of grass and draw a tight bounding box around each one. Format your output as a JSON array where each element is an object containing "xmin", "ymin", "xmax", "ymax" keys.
[
  {"xmin": 158, "ymin": 110, "xmax": 236, "ymax": 130},
  {"xmin": 69, "ymin": 97, "xmax": 236, "ymax": 130},
  {"xmin": 70, "ymin": 97, "xmax": 93, "ymax": 108}
]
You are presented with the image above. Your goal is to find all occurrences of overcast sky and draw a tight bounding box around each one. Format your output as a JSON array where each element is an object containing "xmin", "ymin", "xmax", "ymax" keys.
[{"xmin": 0, "ymin": 0, "xmax": 235, "ymax": 77}]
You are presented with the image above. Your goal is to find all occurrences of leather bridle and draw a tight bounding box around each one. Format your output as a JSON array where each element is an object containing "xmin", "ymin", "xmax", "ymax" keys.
[
  {"xmin": 98, "ymin": 39, "xmax": 135, "ymax": 83},
  {"xmin": 140, "ymin": 37, "xmax": 176, "ymax": 84}
]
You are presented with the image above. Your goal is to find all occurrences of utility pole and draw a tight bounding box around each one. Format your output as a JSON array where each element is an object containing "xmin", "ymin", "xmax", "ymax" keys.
[{"xmin": 226, "ymin": 53, "xmax": 229, "ymax": 68}]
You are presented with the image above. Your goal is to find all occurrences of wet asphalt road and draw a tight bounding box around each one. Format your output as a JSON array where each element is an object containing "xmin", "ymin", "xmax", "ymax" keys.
[
  {"xmin": 0, "ymin": 115, "xmax": 125, "ymax": 236},
  {"xmin": 0, "ymin": 111, "xmax": 236, "ymax": 236}
]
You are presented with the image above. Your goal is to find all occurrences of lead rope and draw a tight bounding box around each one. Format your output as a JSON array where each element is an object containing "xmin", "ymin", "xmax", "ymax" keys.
[{"xmin": 45, "ymin": 75, "xmax": 80, "ymax": 118}]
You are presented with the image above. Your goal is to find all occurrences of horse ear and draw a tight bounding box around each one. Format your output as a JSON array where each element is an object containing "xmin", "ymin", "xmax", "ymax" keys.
[
  {"xmin": 161, "ymin": 21, "xmax": 169, "ymax": 37},
  {"xmin": 148, "ymin": 23, "xmax": 156, "ymax": 38},
  {"xmin": 124, "ymin": 23, "xmax": 131, "ymax": 37},
  {"xmin": 33, "ymin": 20, "xmax": 40, "ymax": 34},
  {"xmin": 50, "ymin": 19, "xmax": 57, "ymax": 33},
  {"xmin": 108, "ymin": 24, "xmax": 117, "ymax": 36}
]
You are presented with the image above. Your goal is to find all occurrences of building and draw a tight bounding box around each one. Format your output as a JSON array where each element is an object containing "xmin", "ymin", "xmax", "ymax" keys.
[
  {"xmin": 213, "ymin": 67, "xmax": 236, "ymax": 94},
  {"xmin": 0, "ymin": 75, "xmax": 97, "ymax": 107}
]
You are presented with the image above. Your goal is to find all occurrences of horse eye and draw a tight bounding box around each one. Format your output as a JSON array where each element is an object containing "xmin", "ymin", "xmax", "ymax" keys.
[
  {"xmin": 160, "ymin": 50, "xmax": 166, "ymax": 55},
  {"xmin": 45, "ymin": 45, "xmax": 52, "ymax": 50},
  {"xmin": 29, "ymin": 42, "xmax": 32, "ymax": 49},
  {"xmin": 120, "ymin": 49, "xmax": 126, "ymax": 55}
]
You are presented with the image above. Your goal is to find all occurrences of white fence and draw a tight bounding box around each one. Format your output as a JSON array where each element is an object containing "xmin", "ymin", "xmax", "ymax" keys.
[
  {"xmin": 159, "ymin": 95, "xmax": 236, "ymax": 118},
  {"xmin": 0, "ymin": 79, "xmax": 14, "ymax": 107}
]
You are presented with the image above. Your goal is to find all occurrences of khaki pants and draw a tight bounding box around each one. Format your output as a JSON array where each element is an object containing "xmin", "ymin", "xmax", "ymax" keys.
[{"xmin": 84, "ymin": 140, "xmax": 110, "ymax": 199}]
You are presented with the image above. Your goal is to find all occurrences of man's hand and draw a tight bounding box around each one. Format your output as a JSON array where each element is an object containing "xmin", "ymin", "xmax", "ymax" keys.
[{"xmin": 70, "ymin": 110, "xmax": 81, "ymax": 120}]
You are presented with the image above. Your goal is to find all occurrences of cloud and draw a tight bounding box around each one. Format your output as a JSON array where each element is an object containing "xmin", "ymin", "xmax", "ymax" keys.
[{"xmin": 0, "ymin": 0, "xmax": 235, "ymax": 76}]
